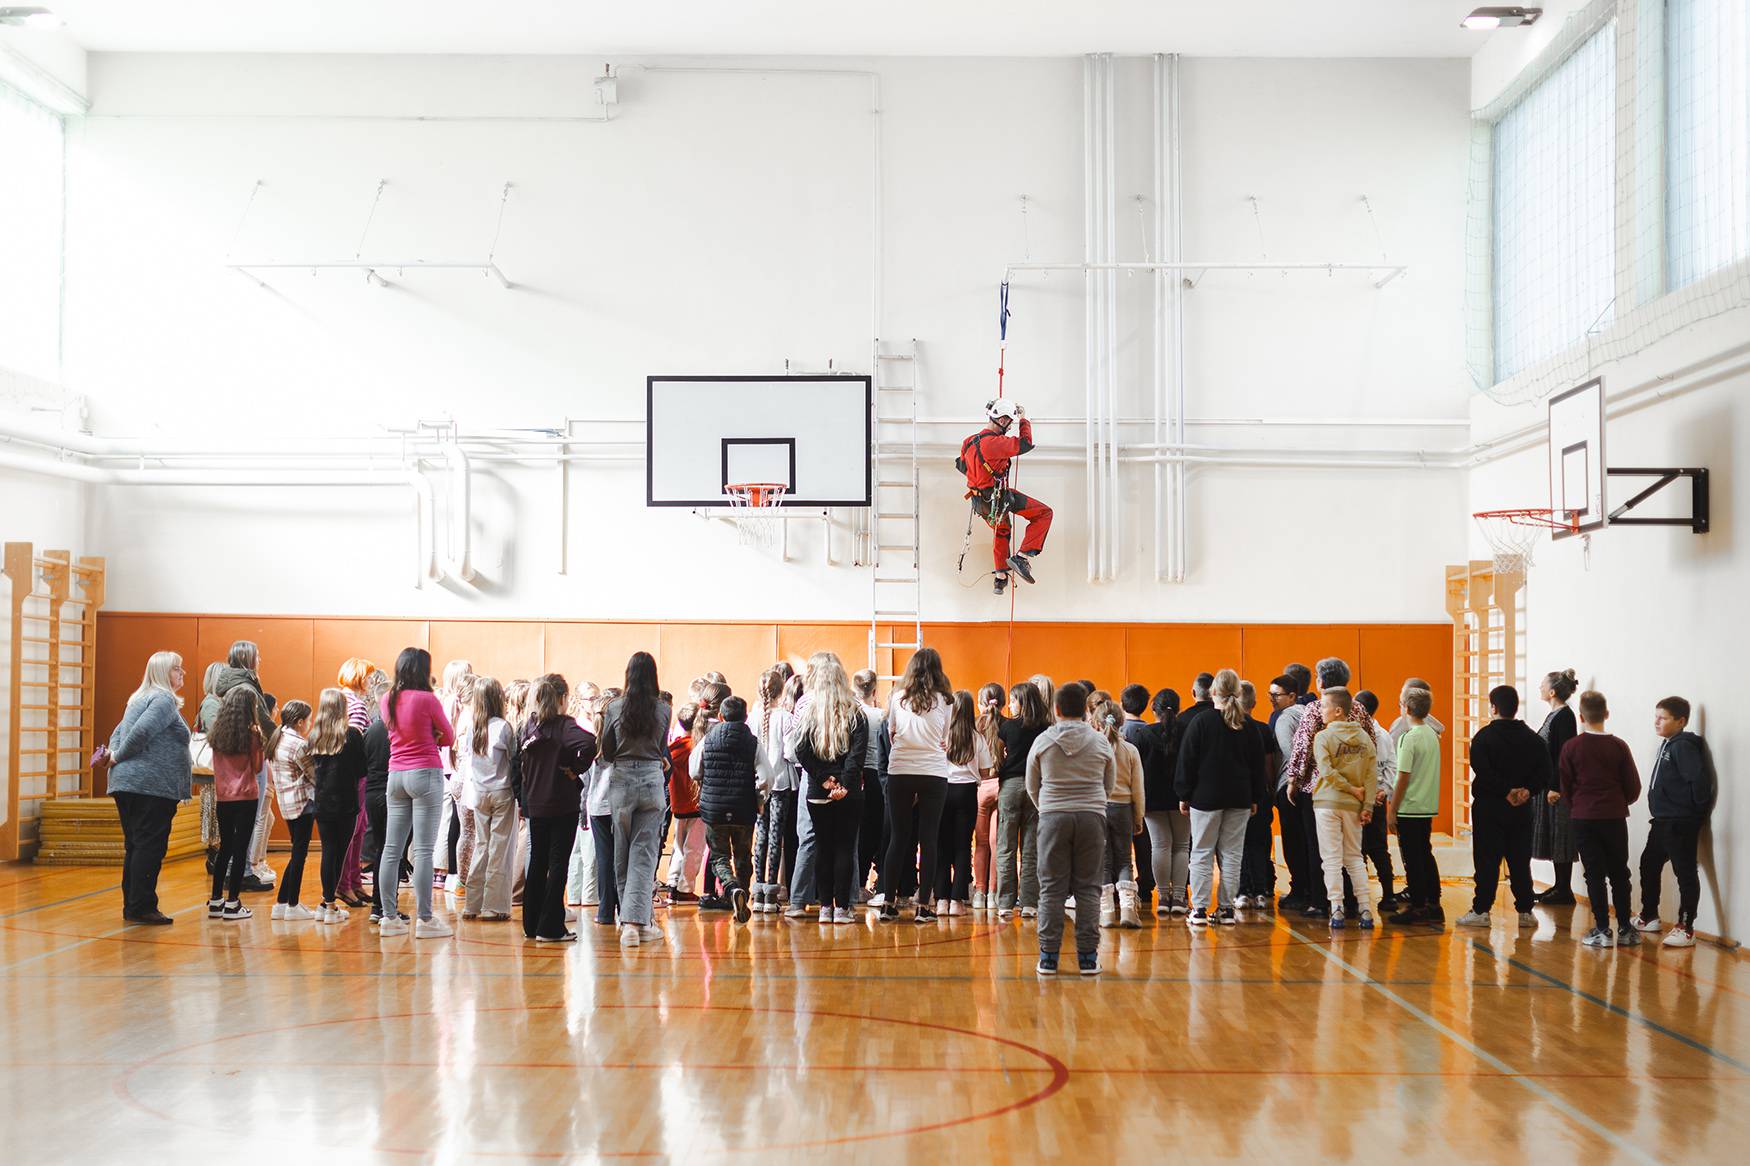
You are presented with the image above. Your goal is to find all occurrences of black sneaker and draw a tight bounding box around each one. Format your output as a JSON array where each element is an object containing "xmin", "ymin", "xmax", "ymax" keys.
[
  {"xmin": 1036, "ymin": 950, "xmax": 1058, "ymax": 976},
  {"xmin": 1388, "ymin": 905, "xmax": 1425, "ymax": 926},
  {"xmin": 914, "ymin": 905, "xmax": 938, "ymax": 924},
  {"xmin": 1301, "ymin": 902, "xmax": 1328, "ymax": 918},
  {"xmin": 241, "ymin": 875, "xmax": 272, "ymax": 894},
  {"xmin": 993, "ymin": 573, "xmax": 1009, "ymax": 596},
  {"xmin": 1007, "ymin": 553, "xmax": 1036, "ymax": 584},
  {"xmin": 1217, "ymin": 906, "xmax": 1237, "ymax": 925},
  {"xmin": 731, "ymin": 888, "xmax": 750, "ymax": 923},
  {"xmin": 698, "ymin": 895, "xmax": 731, "ymax": 912},
  {"xmin": 1188, "ymin": 907, "xmax": 1209, "ymax": 927},
  {"xmin": 1277, "ymin": 893, "xmax": 1306, "ymax": 912},
  {"xmin": 878, "ymin": 904, "xmax": 900, "ymax": 923},
  {"xmin": 1077, "ymin": 950, "xmax": 1102, "ymax": 976}
]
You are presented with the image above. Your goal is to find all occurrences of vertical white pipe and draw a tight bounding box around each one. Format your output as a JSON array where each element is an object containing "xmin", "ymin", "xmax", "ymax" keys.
[
  {"xmin": 1152, "ymin": 54, "xmax": 1165, "ymax": 582},
  {"xmin": 1099, "ymin": 54, "xmax": 1113, "ymax": 581},
  {"xmin": 1083, "ymin": 55, "xmax": 1098, "ymax": 583},
  {"xmin": 1169, "ymin": 54, "xmax": 1188, "ymax": 583}
]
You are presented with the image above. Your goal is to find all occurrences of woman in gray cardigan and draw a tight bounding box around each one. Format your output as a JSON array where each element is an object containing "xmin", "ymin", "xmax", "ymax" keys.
[{"xmin": 107, "ymin": 651, "xmax": 193, "ymax": 925}]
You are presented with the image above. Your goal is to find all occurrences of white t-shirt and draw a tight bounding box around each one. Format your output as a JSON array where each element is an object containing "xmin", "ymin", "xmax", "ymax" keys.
[
  {"xmin": 758, "ymin": 706, "xmax": 797, "ymax": 793},
  {"xmin": 584, "ymin": 759, "xmax": 612, "ymax": 818},
  {"xmin": 946, "ymin": 733, "xmax": 994, "ymax": 784},
  {"xmin": 887, "ymin": 692, "xmax": 952, "ymax": 778},
  {"xmin": 455, "ymin": 716, "xmax": 513, "ymax": 807}
]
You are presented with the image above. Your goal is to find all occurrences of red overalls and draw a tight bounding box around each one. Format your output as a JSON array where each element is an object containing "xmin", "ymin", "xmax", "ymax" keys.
[{"xmin": 960, "ymin": 419, "xmax": 1053, "ymax": 572}]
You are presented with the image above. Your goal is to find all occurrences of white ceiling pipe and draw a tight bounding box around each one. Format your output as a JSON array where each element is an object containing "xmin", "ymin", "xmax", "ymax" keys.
[
  {"xmin": 1082, "ymin": 54, "xmax": 1098, "ymax": 585},
  {"xmin": 1102, "ymin": 51, "xmax": 1119, "ymax": 583}
]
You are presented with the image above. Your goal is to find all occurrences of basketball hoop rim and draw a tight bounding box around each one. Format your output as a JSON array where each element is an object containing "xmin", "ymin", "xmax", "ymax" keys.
[
  {"xmin": 724, "ymin": 481, "xmax": 790, "ymax": 508},
  {"xmin": 1472, "ymin": 507, "xmax": 1579, "ymax": 533}
]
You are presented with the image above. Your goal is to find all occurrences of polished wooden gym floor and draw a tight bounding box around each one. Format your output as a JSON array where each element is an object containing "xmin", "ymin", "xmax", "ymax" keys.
[{"xmin": 1, "ymin": 858, "xmax": 1744, "ymax": 1165}]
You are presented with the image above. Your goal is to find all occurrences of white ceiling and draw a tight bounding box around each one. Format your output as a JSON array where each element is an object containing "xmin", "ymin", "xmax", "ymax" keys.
[{"xmin": 43, "ymin": 1, "xmax": 1503, "ymax": 58}]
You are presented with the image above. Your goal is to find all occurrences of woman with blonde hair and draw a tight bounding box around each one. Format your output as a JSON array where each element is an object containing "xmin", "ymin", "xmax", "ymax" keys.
[
  {"xmin": 457, "ymin": 676, "xmax": 517, "ymax": 920},
  {"xmin": 106, "ymin": 651, "xmax": 192, "ymax": 925},
  {"xmin": 330, "ymin": 657, "xmax": 377, "ymax": 907},
  {"xmin": 1173, "ymin": 669, "xmax": 1268, "ymax": 926},
  {"xmin": 792, "ymin": 657, "xmax": 869, "ymax": 923},
  {"xmin": 438, "ymin": 659, "xmax": 476, "ymax": 893},
  {"xmin": 306, "ymin": 688, "xmax": 368, "ymax": 923},
  {"xmin": 1089, "ymin": 695, "xmax": 1147, "ymax": 929}
]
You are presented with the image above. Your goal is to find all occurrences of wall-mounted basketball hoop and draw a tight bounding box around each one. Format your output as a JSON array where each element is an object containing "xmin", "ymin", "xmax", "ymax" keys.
[{"xmin": 1473, "ymin": 508, "xmax": 1577, "ymax": 573}]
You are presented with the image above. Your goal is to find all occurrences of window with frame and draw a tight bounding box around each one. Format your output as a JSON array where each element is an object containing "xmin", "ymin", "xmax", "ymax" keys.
[
  {"xmin": 1666, "ymin": 0, "xmax": 1750, "ymax": 291},
  {"xmin": 1491, "ymin": 23, "xmax": 1618, "ymax": 382}
]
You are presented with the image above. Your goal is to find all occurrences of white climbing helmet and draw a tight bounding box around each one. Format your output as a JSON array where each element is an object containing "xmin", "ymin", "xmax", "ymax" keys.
[{"xmin": 986, "ymin": 398, "xmax": 1020, "ymax": 424}]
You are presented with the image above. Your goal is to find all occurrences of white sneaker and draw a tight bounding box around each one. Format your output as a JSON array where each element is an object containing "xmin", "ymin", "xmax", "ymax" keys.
[
  {"xmin": 833, "ymin": 907, "xmax": 853, "ymax": 924},
  {"xmin": 1663, "ymin": 924, "xmax": 1696, "ymax": 948},
  {"xmin": 564, "ymin": 907, "xmax": 580, "ymax": 923},
  {"xmin": 949, "ymin": 900, "xmax": 966, "ymax": 916},
  {"xmin": 934, "ymin": 898, "xmax": 950, "ymax": 915},
  {"xmin": 638, "ymin": 924, "xmax": 665, "ymax": 944},
  {"xmin": 1631, "ymin": 914, "xmax": 1663, "ymax": 933},
  {"xmin": 971, "ymin": 891, "xmax": 986, "ymax": 910},
  {"xmin": 619, "ymin": 923, "xmax": 641, "ymax": 947},
  {"xmin": 282, "ymin": 904, "xmax": 316, "ymax": 922},
  {"xmin": 1020, "ymin": 906, "xmax": 1038, "ymax": 919},
  {"xmin": 221, "ymin": 902, "xmax": 252, "ymax": 922},
  {"xmin": 1455, "ymin": 910, "xmax": 1490, "ymax": 928},
  {"xmin": 867, "ymin": 893, "xmax": 887, "ymax": 908},
  {"xmin": 270, "ymin": 903, "xmax": 288, "ymax": 920},
  {"xmin": 415, "ymin": 917, "xmax": 453, "ymax": 938},
  {"xmin": 250, "ymin": 863, "xmax": 276, "ymax": 886},
  {"xmin": 444, "ymin": 874, "xmax": 461, "ymax": 894},
  {"xmin": 819, "ymin": 906, "xmax": 832, "ymax": 924},
  {"xmin": 377, "ymin": 917, "xmax": 409, "ymax": 936},
  {"xmin": 997, "ymin": 908, "xmax": 1015, "ymax": 921},
  {"xmin": 321, "ymin": 906, "xmax": 347, "ymax": 924}
]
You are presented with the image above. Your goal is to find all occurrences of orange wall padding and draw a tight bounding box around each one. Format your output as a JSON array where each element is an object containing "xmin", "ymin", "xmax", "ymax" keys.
[{"xmin": 95, "ymin": 613, "xmax": 1455, "ymax": 835}]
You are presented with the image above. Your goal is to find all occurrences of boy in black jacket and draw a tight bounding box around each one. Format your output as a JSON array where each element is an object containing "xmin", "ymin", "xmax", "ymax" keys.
[
  {"xmin": 698, "ymin": 697, "xmax": 763, "ymax": 924},
  {"xmin": 1633, "ymin": 696, "xmax": 1716, "ymax": 947},
  {"xmin": 1456, "ymin": 685, "xmax": 1551, "ymax": 929},
  {"xmin": 1118, "ymin": 684, "xmax": 1159, "ymax": 909}
]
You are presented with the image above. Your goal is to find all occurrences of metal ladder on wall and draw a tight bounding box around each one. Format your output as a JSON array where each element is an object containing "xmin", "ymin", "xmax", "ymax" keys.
[{"xmin": 868, "ymin": 338, "xmax": 923, "ymax": 684}]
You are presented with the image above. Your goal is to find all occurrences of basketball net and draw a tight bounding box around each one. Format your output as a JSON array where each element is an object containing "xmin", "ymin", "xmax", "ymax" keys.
[
  {"xmin": 725, "ymin": 482, "xmax": 788, "ymax": 550},
  {"xmin": 1472, "ymin": 508, "xmax": 1576, "ymax": 574}
]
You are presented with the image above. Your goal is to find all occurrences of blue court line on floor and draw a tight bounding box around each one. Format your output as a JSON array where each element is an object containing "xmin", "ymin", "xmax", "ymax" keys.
[
  {"xmin": 1462, "ymin": 936, "xmax": 1750, "ymax": 1073},
  {"xmin": 0, "ymin": 883, "xmax": 121, "ymax": 921},
  {"xmin": 1284, "ymin": 922, "xmax": 1660, "ymax": 1166}
]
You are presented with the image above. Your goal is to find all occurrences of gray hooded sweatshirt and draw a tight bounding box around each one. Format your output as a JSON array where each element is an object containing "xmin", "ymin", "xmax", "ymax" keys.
[{"xmin": 1025, "ymin": 719, "xmax": 1117, "ymax": 814}]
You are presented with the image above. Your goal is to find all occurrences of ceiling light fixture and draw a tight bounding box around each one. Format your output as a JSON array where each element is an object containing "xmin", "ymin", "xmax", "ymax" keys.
[
  {"xmin": 0, "ymin": 6, "xmax": 64, "ymax": 28},
  {"xmin": 1461, "ymin": 6, "xmax": 1543, "ymax": 29}
]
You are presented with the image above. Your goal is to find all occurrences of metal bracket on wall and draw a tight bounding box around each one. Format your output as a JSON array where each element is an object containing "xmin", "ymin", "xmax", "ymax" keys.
[{"xmin": 1605, "ymin": 467, "xmax": 1709, "ymax": 532}]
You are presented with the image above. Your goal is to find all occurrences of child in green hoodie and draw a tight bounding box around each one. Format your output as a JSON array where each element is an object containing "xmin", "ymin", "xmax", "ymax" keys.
[{"xmin": 1312, "ymin": 687, "xmax": 1377, "ymax": 930}]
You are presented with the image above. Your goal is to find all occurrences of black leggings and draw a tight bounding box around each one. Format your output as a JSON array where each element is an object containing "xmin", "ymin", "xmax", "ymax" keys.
[
  {"xmin": 934, "ymin": 782, "xmax": 978, "ymax": 900},
  {"xmin": 1239, "ymin": 798, "xmax": 1276, "ymax": 895},
  {"xmin": 212, "ymin": 799, "xmax": 258, "ymax": 902},
  {"xmin": 858, "ymin": 770, "xmax": 886, "ymax": 891},
  {"xmin": 809, "ymin": 798, "xmax": 862, "ymax": 910},
  {"xmin": 278, "ymin": 813, "xmax": 315, "ymax": 905},
  {"xmin": 317, "ymin": 813, "xmax": 353, "ymax": 903},
  {"xmin": 884, "ymin": 774, "xmax": 946, "ymax": 905}
]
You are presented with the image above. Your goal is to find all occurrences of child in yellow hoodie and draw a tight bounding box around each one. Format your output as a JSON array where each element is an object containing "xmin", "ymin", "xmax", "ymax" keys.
[{"xmin": 1312, "ymin": 687, "xmax": 1378, "ymax": 931}]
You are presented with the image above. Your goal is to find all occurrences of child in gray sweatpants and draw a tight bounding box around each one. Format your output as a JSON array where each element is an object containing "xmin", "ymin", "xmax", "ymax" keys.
[{"xmin": 1027, "ymin": 683, "xmax": 1117, "ymax": 976}]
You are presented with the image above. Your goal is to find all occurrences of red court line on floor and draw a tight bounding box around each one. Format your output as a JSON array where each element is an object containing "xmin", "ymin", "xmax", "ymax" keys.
[{"xmin": 113, "ymin": 1002, "xmax": 1072, "ymax": 1158}]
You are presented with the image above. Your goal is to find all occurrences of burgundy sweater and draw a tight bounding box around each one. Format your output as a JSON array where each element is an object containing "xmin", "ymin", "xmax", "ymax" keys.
[{"xmin": 1557, "ymin": 732, "xmax": 1642, "ymax": 820}]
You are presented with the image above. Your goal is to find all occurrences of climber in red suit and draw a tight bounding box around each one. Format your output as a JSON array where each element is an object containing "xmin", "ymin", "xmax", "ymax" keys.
[{"xmin": 959, "ymin": 399, "xmax": 1053, "ymax": 595}]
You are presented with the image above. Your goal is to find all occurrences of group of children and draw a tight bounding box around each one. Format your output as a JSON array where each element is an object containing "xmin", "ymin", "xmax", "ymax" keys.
[{"xmin": 192, "ymin": 642, "xmax": 1715, "ymax": 967}]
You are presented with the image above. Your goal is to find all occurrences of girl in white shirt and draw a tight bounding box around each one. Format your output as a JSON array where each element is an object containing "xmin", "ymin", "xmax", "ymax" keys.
[
  {"xmin": 880, "ymin": 648, "xmax": 954, "ymax": 923},
  {"xmin": 457, "ymin": 677, "xmax": 516, "ymax": 920},
  {"xmin": 751, "ymin": 668, "xmax": 799, "ymax": 913},
  {"xmin": 936, "ymin": 690, "xmax": 995, "ymax": 916}
]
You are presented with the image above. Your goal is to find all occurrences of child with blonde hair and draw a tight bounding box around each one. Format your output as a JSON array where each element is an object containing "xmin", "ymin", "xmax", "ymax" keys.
[{"xmin": 307, "ymin": 688, "xmax": 368, "ymax": 923}]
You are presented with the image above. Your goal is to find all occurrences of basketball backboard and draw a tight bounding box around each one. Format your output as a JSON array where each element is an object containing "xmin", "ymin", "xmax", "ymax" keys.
[
  {"xmin": 1548, "ymin": 378, "xmax": 1605, "ymax": 538},
  {"xmin": 646, "ymin": 375, "xmax": 871, "ymax": 508}
]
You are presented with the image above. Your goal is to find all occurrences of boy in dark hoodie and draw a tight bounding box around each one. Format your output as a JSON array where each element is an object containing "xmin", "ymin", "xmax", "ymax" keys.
[
  {"xmin": 1633, "ymin": 696, "xmax": 1715, "ymax": 948},
  {"xmin": 1456, "ymin": 685, "xmax": 1551, "ymax": 930},
  {"xmin": 1027, "ymin": 683, "xmax": 1116, "ymax": 977},
  {"xmin": 698, "ymin": 697, "xmax": 763, "ymax": 924}
]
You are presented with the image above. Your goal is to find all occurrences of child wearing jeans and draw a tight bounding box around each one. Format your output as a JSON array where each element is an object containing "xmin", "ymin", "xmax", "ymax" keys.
[
  {"xmin": 267, "ymin": 700, "xmax": 316, "ymax": 920},
  {"xmin": 1026, "ymin": 683, "xmax": 1116, "ymax": 976},
  {"xmin": 1311, "ymin": 686, "xmax": 1377, "ymax": 931},
  {"xmin": 207, "ymin": 686, "xmax": 266, "ymax": 922}
]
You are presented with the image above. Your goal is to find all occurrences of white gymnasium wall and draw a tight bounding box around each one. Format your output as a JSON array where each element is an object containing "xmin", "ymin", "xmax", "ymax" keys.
[
  {"xmin": 54, "ymin": 52, "xmax": 1472, "ymax": 621},
  {"xmin": 1468, "ymin": 305, "xmax": 1748, "ymax": 943}
]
